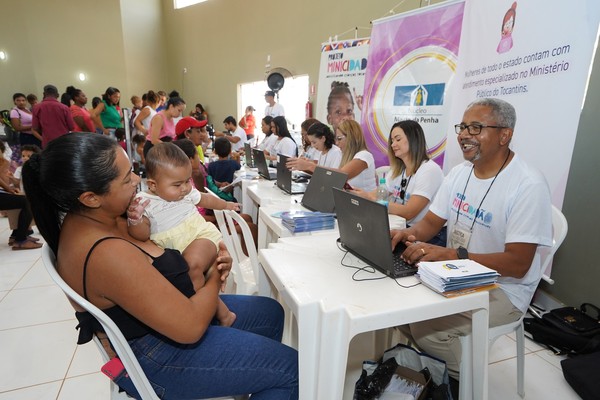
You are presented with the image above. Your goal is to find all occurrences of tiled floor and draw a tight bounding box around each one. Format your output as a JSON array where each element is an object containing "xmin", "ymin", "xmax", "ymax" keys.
[{"xmin": 0, "ymin": 216, "xmax": 581, "ymax": 399}]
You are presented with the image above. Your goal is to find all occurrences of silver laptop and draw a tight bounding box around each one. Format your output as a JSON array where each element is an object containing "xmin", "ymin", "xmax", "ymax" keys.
[
  {"xmin": 332, "ymin": 188, "xmax": 417, "ymax": 278},
  {"xmin": 276, "ymin": 155, "xmax": 308, "ymax": 194},
  {"xmin": 252, "ymin": 148, "xmax": 277, "ymax": 180},
  {"xmin": 301, "ymin": 166, "xmax": 348, "ymax": 213},
  {"xmin": 244, "ymin": 143, "xmax": 256, "ymax": 168}
]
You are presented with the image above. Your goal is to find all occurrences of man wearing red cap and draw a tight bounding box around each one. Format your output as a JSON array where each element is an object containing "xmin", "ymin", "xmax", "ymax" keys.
[{"xmin": 175, "ymin": 116, "xmax": 211, "ymax": 163}]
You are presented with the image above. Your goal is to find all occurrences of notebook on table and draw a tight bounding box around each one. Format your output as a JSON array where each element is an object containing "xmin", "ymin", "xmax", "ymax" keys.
[
  {"xmin": 276, "ymin": 154, "xmax": 308, "ymax": 194},
  {"xmin": 301, "ymin": 166, "xmax": 348, "ymax": 213},
  {"xmin": 252, "ymin": 148, "xmax": 277, "ymax": 180},
  {"xmin": 244, "ymin": 143, "xmax": 256, "ymax": 168},
  {"xmin": 332, "ymin": 187, "xmax": 418, "ymax": 278}
]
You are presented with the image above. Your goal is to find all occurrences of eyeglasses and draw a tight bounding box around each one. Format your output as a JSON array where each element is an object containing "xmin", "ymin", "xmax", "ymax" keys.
[
  {"xmin": 454, "ymin": 123, "xmax": 506, "ymax": 135},
  {"xmin": 335, "ymin": 135, "xmax": 346, "ymax": 141}
]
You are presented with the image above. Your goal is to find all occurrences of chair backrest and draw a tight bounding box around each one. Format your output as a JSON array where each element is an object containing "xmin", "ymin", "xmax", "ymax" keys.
[
  {"xmin": 213, "ymin": 210, "xmax": 259, "ymax": 295},
  {"xmin": 539, "ymin": 205, "xmax": 568, "ymax": 283},
  {"xmin": 41, "ymin": 246, "xmax": 160, "ymax": 400}
]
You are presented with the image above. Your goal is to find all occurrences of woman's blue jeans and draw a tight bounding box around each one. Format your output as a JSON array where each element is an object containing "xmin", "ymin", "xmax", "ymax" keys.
[{"xmin": 116, "ymin": 295, "xmax": 298, "ymax": 399}]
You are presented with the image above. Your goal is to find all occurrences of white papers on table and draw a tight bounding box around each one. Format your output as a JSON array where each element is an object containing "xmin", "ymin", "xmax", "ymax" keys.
[{"xmin": 417, "ymin": 260, "xmax": 499, "ymax": 294}]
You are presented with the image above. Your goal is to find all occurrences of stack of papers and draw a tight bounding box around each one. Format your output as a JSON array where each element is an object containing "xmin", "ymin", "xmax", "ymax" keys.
[
  {"xmin": 417, "ymin": 260, "xmax": 500, "ymax": 297},
  {"xmin": 280, "ymin": 211, "xmax": 336, "ymax": 233}
]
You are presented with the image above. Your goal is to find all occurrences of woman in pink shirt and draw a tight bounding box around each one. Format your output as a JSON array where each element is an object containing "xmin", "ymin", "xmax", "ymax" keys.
[
  {"xmin": 143, "ymin": 97, "xmax": 186, "ymax": 157},
  {"xmin": 66, "ymin": 86, "xmax": 95, "ymax": 133}
]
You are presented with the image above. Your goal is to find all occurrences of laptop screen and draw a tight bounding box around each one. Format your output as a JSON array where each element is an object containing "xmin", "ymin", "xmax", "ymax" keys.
[{"xmin": 301, "ymin": 167, "xmax": 348, "ymax": 213}]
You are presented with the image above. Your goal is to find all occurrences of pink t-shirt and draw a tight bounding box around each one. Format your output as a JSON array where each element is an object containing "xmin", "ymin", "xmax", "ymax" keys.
[
  {"xmin": 70, "ymin": 105, "xmax": 95, "ymax": 132},
  {"xmin": 148, "ymin": 111, "xmax": 176, "ymax": 141},
  {"xmin": 10, "ymin": 107, "xmax": 33, "ymax": 134}
]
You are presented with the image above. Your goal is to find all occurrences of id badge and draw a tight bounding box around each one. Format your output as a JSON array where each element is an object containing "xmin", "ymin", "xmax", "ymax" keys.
[{"xmin": 449, "ymin": 221, "xmax": 472, "ymax": 249}]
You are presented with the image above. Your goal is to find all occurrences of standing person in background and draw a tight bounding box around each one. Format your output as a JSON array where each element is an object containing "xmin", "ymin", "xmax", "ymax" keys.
[
  {"xmin": 214, "ymin": 116, "xmax": 247, "ymax": 153},
  {"xmin": 11, "ymin": 93, "xmax": 41, "ymax": 148},
  {"xmin": 32, "ymin": 84, "xmax": 74, "ymax": 148},
  {"xmin": 66, "ymin": 86, "xmax": 95, "ymax": 133},
  {"xmin": 155, "ymin": 90, "xmax": 168, "ymax": 112},
  {"xmin": 334, "ymin": 119, "xmax": 376, "ymax": 191},
  {"xmin": 133, "ymin": 90, "xmax": 159, "ymax": 137},
  {"xmin": 129, "ymin": 95, "xmax": 143, "ymax": 135},
  {"xmin": 26, "ymin": 94, "xmax": 38, "ymax": 110},
  {"xmin": 264, "ymin": 90, "xmax": 285, "ymax": 117},
  {"xmin": 90, "ymin": 86, "xmax": 123, "ymax": 137},
  {"xmin": 239, "ymin": 106, "xmax": 256, "ymax": 145},
  {"xmin": 143, "ymin": 97, "xmax": 186, "ymax": 157}
]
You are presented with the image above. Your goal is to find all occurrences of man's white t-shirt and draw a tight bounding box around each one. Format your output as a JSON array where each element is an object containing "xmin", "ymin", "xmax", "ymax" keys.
[
  {"xmin": 231, "ymin": 126, "xmax": 248, "ymax": 152},
  {"xmin": 265, "ymin": 103, "xmax": 285, "ymax": 117},
  {"xmin": 429, "ymin": 154, "xmax": 553, "ymax": 313}
]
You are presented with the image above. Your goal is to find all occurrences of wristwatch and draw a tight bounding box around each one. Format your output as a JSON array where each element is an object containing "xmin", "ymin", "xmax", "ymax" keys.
[{"xmin": 457, "ymin": 246, "xmax": 469, "ymax": 260}]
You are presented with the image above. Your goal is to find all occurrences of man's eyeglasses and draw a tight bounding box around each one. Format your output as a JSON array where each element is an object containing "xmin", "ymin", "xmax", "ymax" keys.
[{"xmin": 454, "ymin": 123, "xmax": 506, "ymax": 135}]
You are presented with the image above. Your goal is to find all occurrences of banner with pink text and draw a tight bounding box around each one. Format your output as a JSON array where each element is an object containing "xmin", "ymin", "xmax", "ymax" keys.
[
  {"xmin": 444, "ymin": 0, "xmax": 600, "ymax": 207},
  {"xmin": 362, "ymin": 0, "xmax": 465, "ymax": 168},
  {"xmin": 316, "ymin": 39, "xmax": 370, "ymax": 130}
]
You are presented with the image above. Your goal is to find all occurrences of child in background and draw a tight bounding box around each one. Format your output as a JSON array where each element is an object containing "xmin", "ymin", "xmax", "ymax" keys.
[
  {"xmin": 131, "ymin": 133, "xmax": 147, "ymax": 167},
  {"xmin": 11, "ymin": 145, "xmax": 41, "ymax": 191},
  {"xmin": 207, "ymin": 137, "xmax": 241, "ymax": 186},
  {"xmin": 114, "ymin": 128, "xmax": 127, "ymax": 152},
  {"xmin": 127, "ymin": 142, "xmax": 239, "ymax": 327}
]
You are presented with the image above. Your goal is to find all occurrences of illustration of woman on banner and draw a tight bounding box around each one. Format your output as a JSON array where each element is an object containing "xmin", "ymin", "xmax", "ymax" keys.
[{"xmin": 497, "ymin": 2, "xmax": 517, "ymax": 54}]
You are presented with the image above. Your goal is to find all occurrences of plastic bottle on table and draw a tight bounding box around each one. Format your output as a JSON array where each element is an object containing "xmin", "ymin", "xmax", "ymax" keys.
[{"xmin": 376, "ymin": 176, "xmax": 388, "ymax": 207}]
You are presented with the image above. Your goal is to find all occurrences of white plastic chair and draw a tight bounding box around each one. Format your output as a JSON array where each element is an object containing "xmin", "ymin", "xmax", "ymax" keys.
[
  {"xmin": 213, "ymin": 209, "xmax": 259, "ymax": 295},
  {"xmin": 41, "ymin": 245, "xmax": 239, "ymax": 400},
  {"xmin": 458, "ymin": 205, "xmax": 568, "ymax": 399}
]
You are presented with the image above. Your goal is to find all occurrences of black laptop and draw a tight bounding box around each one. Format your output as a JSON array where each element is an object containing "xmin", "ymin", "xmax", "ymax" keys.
[
  {"xmin": 244, "ymin": 143, "xmax": 256, "ymax": 168},
  {"xmin": 332, "ymin": 188, "xmax": 418, "ymax": 278},
  {"xmin": 276, "ymin": 155, "xmax": 308, "ymax": 194},
  {"xmin": 301, "ymin": 166, "xmax": 348, "ymax": 213},
  {"xmin": 252, "ymin": 148, "xmax": 277, "ymax": 180}
]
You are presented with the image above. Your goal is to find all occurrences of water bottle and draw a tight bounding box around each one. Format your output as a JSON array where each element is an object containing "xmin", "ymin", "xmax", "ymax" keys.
[{"xmin": 376, "ymin": 176, "xmax": 388, "ymax": 207}]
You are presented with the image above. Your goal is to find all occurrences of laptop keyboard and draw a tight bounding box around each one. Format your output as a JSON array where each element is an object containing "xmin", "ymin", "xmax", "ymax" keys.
[{"xmin": 391, "ymin": 253, "xmax": 416, "ymax": 276}]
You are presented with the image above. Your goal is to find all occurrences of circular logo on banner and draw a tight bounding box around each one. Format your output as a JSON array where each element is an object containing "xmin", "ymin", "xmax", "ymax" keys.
[{"xmin": 368, "ymin": 46, "xmax": 457, "ymax": 162}]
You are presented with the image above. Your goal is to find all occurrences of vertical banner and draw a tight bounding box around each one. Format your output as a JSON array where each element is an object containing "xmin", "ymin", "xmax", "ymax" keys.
[
  {"xmin": 316, "ymin": 39, "xmax": 370, "ymax": 128},
  {"xmin": 445, "ymin": 0, "xmax": 600, "ymax": 207},
  {"xmin": 362, "ymin": 1, "xmax": 465, "ymax": 168}
]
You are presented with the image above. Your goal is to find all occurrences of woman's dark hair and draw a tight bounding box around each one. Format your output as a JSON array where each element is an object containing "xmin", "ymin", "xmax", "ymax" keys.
[
  {"xmin": 22, "ymin": 133, "xmax": 121, "ymax": 254},
  {"xmin": 169, "ymin": 90, "xmax": 180, "ymax": 98},
  {"xmin": 166, "ymin": 97, "xmax": 185, "ymax": 109},
  {"xmin": 13, "ymin": 93, "xmax": 26, "ymax": 101},
  {"xmin": 66, "ymin": 86, "xmax": 82, "ymax": 99},
  {"xmin": 387, "ymin": 120, "xmax": 430, "ymax": 179},
  {"xmin": 307, "ymin": 122, "xmax": 335, "ymax": 150},
  {"xmin": 60, "ymin": 92, "xmax": 71, "ymax": 107},
  {"xmin": 146, "ymin": 90, "xmax": 159, "ymax": 105},
  {"xmin": 92, "ymin": 97, "xmax": 102, "ymax": 108},
  {"xmin": 173, "ymin": 138, "xmax": 197, "ymax": 159},
  {"xmin": 272, "ymin": 116, "xmax": 297, "ymax": 156},
  {"xmin": 195, "ymin": 103, "xmax": 205, "ymax": 112},
  {"xmin": 262, "ymin": 116, "xmax": 273, "ymax": 131},
  {"xmin": 102, "ymin": 87, "xmax": 121, "ymax": 105}
]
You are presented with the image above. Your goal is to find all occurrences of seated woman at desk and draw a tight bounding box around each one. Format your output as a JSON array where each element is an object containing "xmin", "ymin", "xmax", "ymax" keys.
[
  {"xmin": 264, "ymin": 116, "xmax": 298, "ymax": 163},
  {"xmin": 352, "ymin": 120, "xmax": 444, "ymax": 243},
  {"xmin": 329, "ymin": 120, "xmax": 376, "ymax": 191},
  {"xmin": 23, "ymin": 133, "xmax": 298, "ymax": 399},
  {"xmin": 286, "ymin": 122, "xmax": 342, "ymax": 172}
]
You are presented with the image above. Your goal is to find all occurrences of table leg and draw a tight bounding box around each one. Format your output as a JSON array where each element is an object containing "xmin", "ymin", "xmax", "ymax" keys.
[{"xmin": 471, "ymin": 306, "xmax": 489, "ymax": 400}]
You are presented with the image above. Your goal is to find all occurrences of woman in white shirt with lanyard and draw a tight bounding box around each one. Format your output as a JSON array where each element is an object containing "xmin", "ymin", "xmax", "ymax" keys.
[
  {"xmin": 264, "ymin": 116, "xmax": 298, "ymax": 164},
  {"xmin": 286, "ymin": 122, "xmax": 342, "ymax": 172},
  {"xmin": 352, "ymin": 120, "xmax": 445, "ymax": 244}
]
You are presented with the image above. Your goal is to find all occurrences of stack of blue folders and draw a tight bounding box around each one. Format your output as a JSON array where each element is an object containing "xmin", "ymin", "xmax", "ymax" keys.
[
  {"xmin": 417, "ymin": 260, "xmax": 500, "ymax": 297},
  {"xmin": 280, "ymin": 211, "xmax": 336, "ymax": 233}
]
